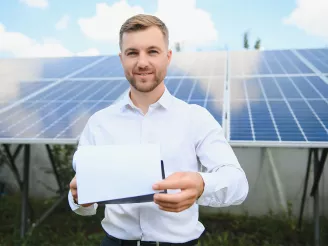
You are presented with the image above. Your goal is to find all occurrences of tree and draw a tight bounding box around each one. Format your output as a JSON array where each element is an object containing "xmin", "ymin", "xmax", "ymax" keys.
[
  {"xmin": 243, "ymin": 32, "xmax": 249, "ymax": 49},
  {"xmin": 254, "ymin": 38, "xmax": 261, "ymax": 50},
  {"xmin": 243, "ymin": 31, "xmax": 261, "ymax": 50},
  {"xmin": 175, "ymin": 42, "xmax": 181, "ymax": 52}
]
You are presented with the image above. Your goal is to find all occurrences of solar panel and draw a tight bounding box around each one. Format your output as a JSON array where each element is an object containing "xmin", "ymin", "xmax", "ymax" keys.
[
  {"xmin": 0, "ymin": 80, "xmax": 56, "ymax": 111},
  {"xmin": 165, "ymin": 76, "xmax": 224, "ymax": 125},
  {"xmin": 0, "ymin": 56, "xmax": 102, "ymax": 79},
  {"xmin": 71, "ymin": 56, "xmax": 125, "ymax": 78},
  {"xmin": 229, "ymin": 76, "xmax": 328, "ymax": 143},
  {"xmin": 0, "ymin": 79, "xmax": 129, "ymax": 141},
  {"xmin": 296, "ymin": 48, "xmax": 328, "ymax": 73},
  {"xmin": 0, "ymin": 48, "xmax": 327, "ymax": 146},
  {"xmin": 229, "ymin": 50, "xmax": 314, "ymax": 76}
]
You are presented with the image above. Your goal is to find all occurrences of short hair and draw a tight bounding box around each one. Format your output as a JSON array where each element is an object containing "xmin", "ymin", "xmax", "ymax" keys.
[{"xmin": 119, "ymin": 14, "xmax": 169, "ymax": 50}]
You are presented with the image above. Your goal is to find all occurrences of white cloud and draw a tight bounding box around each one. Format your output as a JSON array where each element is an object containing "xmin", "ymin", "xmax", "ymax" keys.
[
  {"xmin": 77, "ymin": 48, "xmax": 100, "ymax": 56},
  {"xmin": 78, "ymin": 1, "xmax": 144, "ymax": 42},
  {"xmin": 0, "ymin": 24, "xmax": 72, "ymax": 57},
  {"xmin": 0, "ymin": 23, "xmax": 100, "ymax": 58},
  {"xmin": 55, "ymin": 15, "xmax": 70, "ymax": 30},
  {"xmin": 155, "ymin": 0, "xmax": 218, "ymax": 47},
  {"xmin": 283, "ymin": 0, "xmax": 328, "ymax": 40},
  {"xmin": 78, "ymin": 0, "xmax": 218, "ymax": 49},
  {"xmin": 20, "ymin": 0, "xmax": 48, "ymax": 9}
]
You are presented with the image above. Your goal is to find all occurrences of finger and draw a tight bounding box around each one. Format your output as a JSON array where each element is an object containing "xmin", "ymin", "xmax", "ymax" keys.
[
  {"xmin": 81, "ymin": 203, "xmax": 94, "ymax": 207},
  {"xmin": 153, "ymin": 179, "xmax": 188, "ymax": 191},
  {"xmin": 71, "ymin": 189, "xmax": 78, "ymax": 200},
  {"xmin": 153, "ymin": 173, "xmax": 190, "ymax": 191},
  {"xmin": 155, "ymin": 198, "xmax": 195, "ymax": 209},
  {"xmin": 159, "ymin": 204, "xmax": 191, "ymax": 213},
  {"xmin": 154, "ymin": 189, "xmax": 197, "ymax": 204},
  {"xmin": 69, "ymin": 177, "xmax": 77, "ymax": 189}
]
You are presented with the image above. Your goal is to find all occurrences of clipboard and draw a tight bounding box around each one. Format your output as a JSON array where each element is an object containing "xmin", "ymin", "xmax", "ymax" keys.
[
  {"xmin": 96, "ymin": 160, "xmax": 167, "ymax": 204},
  {"xmin": 75, "ymin": 144, "xmax": 166, "ymax": 205}
]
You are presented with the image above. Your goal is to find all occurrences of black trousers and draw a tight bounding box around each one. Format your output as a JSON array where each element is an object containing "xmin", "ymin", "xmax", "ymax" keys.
[
  {"xmin": 100, "ymin": 235, "xmax": 120, "ymax": 246},
  {"xmin": 100, "ymin": 234, "xmax": 199, "ymax": 246}
]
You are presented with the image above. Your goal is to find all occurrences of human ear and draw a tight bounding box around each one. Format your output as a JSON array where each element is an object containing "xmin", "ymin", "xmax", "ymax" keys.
[{"xmin": 167, "ymin": 49, "xmax": 172, "ymax": 64}]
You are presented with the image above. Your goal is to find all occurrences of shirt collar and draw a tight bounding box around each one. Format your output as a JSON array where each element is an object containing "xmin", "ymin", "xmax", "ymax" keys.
[{"xmin": 119, "ymin": 86, "xmax": 173, "ymax": 112}]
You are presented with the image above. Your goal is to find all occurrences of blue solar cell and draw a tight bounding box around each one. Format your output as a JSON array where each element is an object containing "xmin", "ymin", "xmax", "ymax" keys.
[
  {"xmin": 205, "ymin": 100, "xmax": 223, "ymax": 125},
  {"xmin": 297, "ymin": 49, "xmax": 328, "ymax": 60},
  {"xmin": 289, "ymin": 101, "xmax": 328, "ymax": 141},
  {"xmin": 244, "ymin": 78, "xmax": 264, "ymax": 100},
  {"xmin": 266, "ymin": 56, "xmax": 285, "ymax": 74},
  {"xmin": 0, "ymin": 80, "xmax": 56, "ymax": 111},
  {"xmin": 309, "ymin": 100, "xmax": 328, "ymax": 129},
  {"xmin": 165, "ymin": 77, "xmax": 223, "ymax": 124},
  {"xmin": 0, "ymin": 79, "xmax": 128, "ymax": 139},
  {"xmin": 296, "ymin": 49, "xmax": 328, "ymax": 73},
  {"xmin": 165, "ymin": 78, "xmax": 181, "ymax": 95},
  {"xmin": 269, "ymin": 101, "xmax": 305, "ymax": 141},
  {"xmin": 167, "ymin": 66, "xmax": 186, "ymax": 76},
  {"xmin": 55, "ymin": 102, "xmax": 110, "ymax": 139},
  {"xmin": 72, "ymin": 56, "xmax": 125, "ymax": 78},
  {"xmin": 230, "ymin": 103, "xmax": 253, "ymax": 141},
  {"xmin": 174, "ymin": 78, "xmax": 195, "ymax": 100},
  {"xmin": 19, "ymin": 81, "xmax": 54, "ymax": 98},
  {"xmin": 305, "ymin": 76, "xmax": 328, "ymax": 98},
  {"xmin": 230, "ymin": 75, "xmax": 328, "ymax": 142},
  {"xmin": 233, "ymin": 50, "xmax": 314, "ymax": 76},
  {"xmin": 257, "ymin": 57, "xmax": 271, "ymax": 74},
  {"xmin": 3, "ymin": 56, "xmax": 102, "ymax": 79},
  {"xmin": 309, "ymin": 59, "xmax": 328, "ymax": 73},
  {"xmin": 272, "ymin": 51, "xmax": 300, "ymax": 74},
  {"xmin": 250, "ymin": 101, "xmax": 278, "ymax": 141},
  {"xmin": 292, "ymin": 77, "xmax": 322, "ymax": 98},
  {"xmin": 280, "ymin": 50, "xmax": 314, "ymax": 74},
  {"xmin": 187, "ymin": 100, "xmax": 223, "ymax": 125},
  {"xmin": 275, "ymin": 77, "xmax": 302, "ymax": 99},
  {"xmin": 190, "ymin": 80, "xmax": 209, "ymax": 100},
  {"xmin": 260, "ymin": 77, "xmax": 283, "ymax": 99}
]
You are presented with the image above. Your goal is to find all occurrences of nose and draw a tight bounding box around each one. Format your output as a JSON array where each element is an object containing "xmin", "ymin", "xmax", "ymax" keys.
[{"xmin": 137, "ymin": 52, "xmax": 149, "ymax": 69}]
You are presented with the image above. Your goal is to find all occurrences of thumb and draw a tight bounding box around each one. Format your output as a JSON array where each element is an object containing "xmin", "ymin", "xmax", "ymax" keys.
[{"xmin": 153, "ymin": 172, "xmax": 185, "ymax": 190}]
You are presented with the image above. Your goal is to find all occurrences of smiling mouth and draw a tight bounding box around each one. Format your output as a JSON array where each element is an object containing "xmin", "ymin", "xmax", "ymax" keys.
[{"xmin": 135, "ymin": 72, "xmax": 153, "ymax": 76}]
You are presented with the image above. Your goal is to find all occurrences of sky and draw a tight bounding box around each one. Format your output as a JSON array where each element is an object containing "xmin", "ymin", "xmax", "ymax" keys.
[{"xmin": 0, "ymin": 0, "xmax": 328, "ymax": 58}]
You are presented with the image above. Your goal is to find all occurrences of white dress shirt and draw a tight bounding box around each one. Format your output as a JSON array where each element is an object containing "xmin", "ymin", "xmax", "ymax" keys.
[{"xmin": 68, "ymin": 86, "xmax": 249, "ymax": 243}]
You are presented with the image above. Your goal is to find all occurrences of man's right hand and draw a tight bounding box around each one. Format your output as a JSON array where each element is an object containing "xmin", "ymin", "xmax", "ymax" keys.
[{"xmin": 69, "ymin": 176, "xmax": 94, "ymax": 207}]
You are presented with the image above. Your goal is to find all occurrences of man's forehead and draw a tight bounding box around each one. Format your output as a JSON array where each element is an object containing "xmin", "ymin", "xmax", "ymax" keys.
[{"xmin": 121, "ymin": 27, "xmax": 167, "ymax": 50}]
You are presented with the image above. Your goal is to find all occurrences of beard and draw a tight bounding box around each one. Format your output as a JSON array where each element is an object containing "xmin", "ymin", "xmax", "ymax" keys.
[{"xmin": 127, "ymin": 70, "xmax": 166, "ymax": 93}]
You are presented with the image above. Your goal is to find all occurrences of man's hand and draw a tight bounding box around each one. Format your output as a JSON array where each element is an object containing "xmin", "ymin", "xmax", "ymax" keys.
[
  {"xmin": 152, "ymin": 172, "xmax": 204, "ymax": 213},
  {"xmin": 69, "ymin": 176, "xmax": 94, "ymax": 207}
]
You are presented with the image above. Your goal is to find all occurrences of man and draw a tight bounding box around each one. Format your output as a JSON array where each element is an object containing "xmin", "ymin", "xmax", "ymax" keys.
[{"xmin": 68, "ymin": 14, "xmax": 248, "ymax": 246}]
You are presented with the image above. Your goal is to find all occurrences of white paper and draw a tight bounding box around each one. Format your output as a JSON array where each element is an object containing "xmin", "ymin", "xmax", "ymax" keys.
[{"xmin": 74, "ymin": 144, "xmax": 163, "ymax": 204}]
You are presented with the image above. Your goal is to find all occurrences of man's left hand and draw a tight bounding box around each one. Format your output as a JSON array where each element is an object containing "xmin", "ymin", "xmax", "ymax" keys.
[{"xmin": 152, "ymin": 172, "xmax": 204, "ymax": 213}]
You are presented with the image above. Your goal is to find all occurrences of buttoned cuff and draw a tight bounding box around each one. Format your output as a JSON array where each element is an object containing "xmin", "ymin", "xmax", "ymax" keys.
[
  {"xmin": 196, "ymin": 165, "xmax": 248, "ymax": 207},
  {"xmin": 196, "ymin": 172, "xmax": 217, "ymax": 204}
]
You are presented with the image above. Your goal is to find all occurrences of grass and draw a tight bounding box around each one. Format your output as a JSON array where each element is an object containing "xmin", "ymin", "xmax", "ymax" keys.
[{"xmin": 0, "ymin": 194, "xmax": 327, "ymax": 246}]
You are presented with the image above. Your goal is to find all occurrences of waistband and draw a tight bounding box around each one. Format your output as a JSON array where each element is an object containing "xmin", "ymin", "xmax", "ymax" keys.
[{"xmin": 106, "ymin": 233, "xmax": 199, "ymax": 246}]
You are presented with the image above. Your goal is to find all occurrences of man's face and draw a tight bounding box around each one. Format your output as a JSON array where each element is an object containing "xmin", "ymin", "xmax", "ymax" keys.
[{"xmin": 119, "ymin": 26, "xmax": 172, "ymax": 93}]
